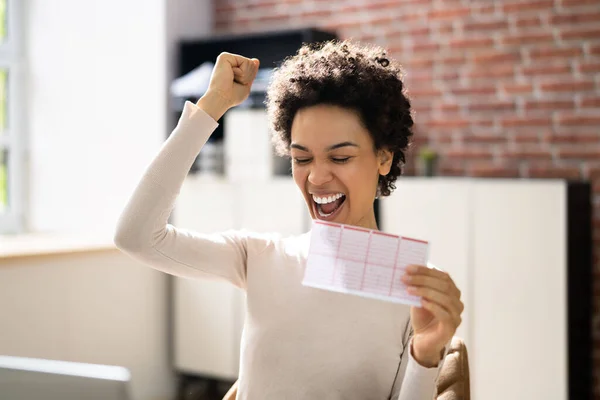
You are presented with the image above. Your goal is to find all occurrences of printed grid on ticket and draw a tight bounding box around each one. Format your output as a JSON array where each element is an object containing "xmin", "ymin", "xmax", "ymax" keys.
[{"xmin": 302, "ymin": 220, "xmax": 429, "ymax": 307}]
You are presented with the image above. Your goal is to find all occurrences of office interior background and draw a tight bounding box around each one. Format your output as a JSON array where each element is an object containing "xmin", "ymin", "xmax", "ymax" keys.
[{"xmin": 0, "ymin": 0, "xmax": 598, "ymax": 399}]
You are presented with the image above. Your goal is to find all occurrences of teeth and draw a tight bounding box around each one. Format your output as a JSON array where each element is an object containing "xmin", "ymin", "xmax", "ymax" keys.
[{"xmin": 311, "ymin": 193, "xmax": 344, "ymax": 204}]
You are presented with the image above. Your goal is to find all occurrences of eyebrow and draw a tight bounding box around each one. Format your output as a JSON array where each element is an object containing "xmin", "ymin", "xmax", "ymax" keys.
[{"xmin": 290, "ymin": 141, "xmax": 360, "ymax": 152}]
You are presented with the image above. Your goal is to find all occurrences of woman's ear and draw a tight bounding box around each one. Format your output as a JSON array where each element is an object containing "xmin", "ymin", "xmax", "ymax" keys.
[{"xmin": 378, "ymin": 149, "xmax": 393, "ymax": 176}]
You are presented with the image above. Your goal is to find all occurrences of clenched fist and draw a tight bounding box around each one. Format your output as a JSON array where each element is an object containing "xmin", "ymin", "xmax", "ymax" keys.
[{"xmin": 197, "ymin": 52, "xmax": 260, "ymax": 121}]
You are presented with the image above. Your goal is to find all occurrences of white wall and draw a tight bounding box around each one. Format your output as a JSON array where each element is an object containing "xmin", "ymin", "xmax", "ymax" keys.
[
  {"xmin": 7, "ymin": 1, "xmax": 213, "ymax": 400},
  {"xmin": 26, "ymin": 0, "xmax": 168, "ymax": 235}
]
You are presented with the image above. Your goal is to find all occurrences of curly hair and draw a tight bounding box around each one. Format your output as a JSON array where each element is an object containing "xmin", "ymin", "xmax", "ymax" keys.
[{"xmin": 265, "ymin": 39, "xmax": 414, "ymax": 197}]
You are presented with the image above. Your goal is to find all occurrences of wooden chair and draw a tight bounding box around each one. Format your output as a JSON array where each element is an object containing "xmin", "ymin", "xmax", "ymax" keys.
[{"xmin": 223, "ymin": 336, "xmax": 470, "ymax": 400}]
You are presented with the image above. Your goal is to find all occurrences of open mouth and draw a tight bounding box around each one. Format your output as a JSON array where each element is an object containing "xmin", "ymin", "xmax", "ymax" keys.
[{"xmin": 311, "ymin": 193, "xmax": 347, "ymax": 221}]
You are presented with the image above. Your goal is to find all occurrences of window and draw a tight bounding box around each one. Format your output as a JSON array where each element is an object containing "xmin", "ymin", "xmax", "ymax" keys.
[{"xmin": 0, "ymin": 0, "xmax": 24, "ymax": 234}]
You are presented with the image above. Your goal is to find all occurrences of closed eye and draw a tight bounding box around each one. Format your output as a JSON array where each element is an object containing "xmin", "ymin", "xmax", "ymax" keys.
[
  {"xmin": 293, "ymin": 158, "xmax": 312, "ymax": 165},
  {"xmin": 332, "ymin": 157, "xmax": 352, "ymax": 164}
]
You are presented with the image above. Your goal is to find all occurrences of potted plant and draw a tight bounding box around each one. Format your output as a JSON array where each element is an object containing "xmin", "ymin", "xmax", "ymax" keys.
[{"xmin": 418, "ymin": 146, "xmax": 438, "ymax": 177}]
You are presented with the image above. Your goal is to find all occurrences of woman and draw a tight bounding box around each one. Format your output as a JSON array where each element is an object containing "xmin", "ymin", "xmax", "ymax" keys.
[{"xmin": 114, "ymin": 40, "xmax": 463, "ymax": 399}]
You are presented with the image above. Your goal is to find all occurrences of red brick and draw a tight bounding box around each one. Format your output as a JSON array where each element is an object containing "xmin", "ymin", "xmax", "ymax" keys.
[
  {"xmin": 437, "ymin": 24, "xmax": 454, "ymax": 34},
  {"xmin": 501, "ymin": 32, "xmax": 554, "ymax": 46},
  {"xmin": 446, "ymin": 148, "xmax": 495, "ymax": 160},
  {"xmin": 561, "ymin": 28, "xmax": 600, "ymax": 41},
  {"xmin": 558, "ymin": 147, "xmax": 600, "ymax": 159},
  {"xmin": 412, "ymin": 103, "xmax": 433, "ymax": 113},
  {"xmin": 521, "ymin": 64, "xmax": 572, "ymax": 76},
  {"xmin": 449, "ymin": 37, "xmax": 495, "ymax": 49},
  {"xmin": 512, "ymin": 130, "xmax": 542, "ymax": 143},
  {"xmin": 386, "ymin": 26, "xmax": 431, "ymax": 39},
  {"xmin": 406, "ymin": 58, "xmax": 435, "ymax": 69},
  {"xmin": 246, "ymin": 0, "xmax": 280, "ymax": 10},
  {"xmin": 582, "ymin": 96, "xmax": 600, "ymax": 108},
  {"xmin": 557, "ymin": 114, "xmax": 600, "ymax": 126},
  {"xmin": 409, "ymin": 72, "xmax": 434, "ymax": 83},
  {"xmin": 524, "ymin": 100, "xmax": 575, "ymax": 110},
  {"xmin": 365, "ymin": 0, "xmax": 405, "ymax": 10},
  {"xmin": 468, "ymin": 101, "xmax": 516, "ymax": 112},
  {"xmin": 466, "ymin": 65, "xmax": 515, "ymax": 79},
  {"xmin": 502, "ymin": 83, "xmax": 534, "ymax": 94},
  {"xmin": 428, "ymin": 8, "xmax": 471, "ymax": 20},
  {"xmin": 529, "ymin": 47, "xmax": 583, "ymax": 60},
  {"xmin": 410, "ymin": 40, "xmax": 441, "ymax": 53},
  {"xmin": 472, "ymin": 4, "xmax": 496, "ymax": 15},
  {"xmin": 387, "ymin": 45, "xmax": 404, "ymax": 56},
  {"xmin": 471, "ymin": 118, "xmax": 495, "ymax": 127},
  {"xmin": 528, "ymin": 165, "xmax": 582, "ymax": 179},
  {"xmin": 435, "ymin": 103, "xmax": 461, "ymax": 113},
  {"xmin": 425, "ymin": 119, "xmax": 470, "ymax": 129},
  {"xmin": 326, "ymin": 20, "xmax": 363, "ymax": 30},
  {"xmin": 439, "ymin": 162, "xmax": 467, "ymax": 176},
  {"xmin": 452, "ymin": 86, "xmax": 497, "ymax": 96},
  {"xmin": 371, "ymin": 15, "xmax": 396, "ymax": 25},
  {"xmin": 301, "ymin": 9, "xmax": 332, "ymax": 19},
  {"xmin": 440, "ymin": 55, "xmax": 468, "ymax": 65},
  {"xmin": 470, "ymin": 164, "xmax": 521, "ymax": 178},
  {"xmin": 560, "ymin": 0, "xmax": 599, "ymax": 5},
  {"xmin": 409, "ymin": 26, "xmax": 432, "ymax": 37},
  {"xmin": 503, "ymin": 0, "xmax": 554, "ymax": 13},
  {"xmin": 357, "ymin": 33, "xmax": 376, "ymax": 42},
  {"xmin": 429, "ymin": 131, "xmax": 456, "ymax": 144},
  {"xmin": 438, "ymin": 71, "xmax": 460, "ymax": 81},
  {"xmin": 514, "ymin": 16, "xmax": 543, "ymax": 28},
  {"xmin": 502, "ymin": 117, "xmax": 551, "ymax": 127},
  {"xmin": 590, "ymin": 45, "xmax": 600, "ymax": 56},
  {"xmin": 540, "ymin": 80, "xmax": 595, "ymax": 93},
  {"xmin": 503, "ymin": 149, "xmax": 554, "ymax": 160},
  {"xmin": 407, "ymin": 87, "xmax": 443, "ymax": 96},
  {"xmin": 463, "ymin": 20, "xmax": 509, "ymax": 32},
  {"xmin": 339, "ymin": 5, "xmax": 362, "ymax": 13},
  {"xmin": 579, "ymin": 62, "xmax": 600, "ymax": 74},
  {"xmin": 463, "ymin": 133, "xmax": 507, "ymax": 144},
  {"xmin": 473, "ymin": 51, "xmax": 521, "ymax": 64},
  {"xmin": 550, "ymin": 11, "xmax": 600, "ymax": 24},
  {"xmin": 257, "ymin": 14, "xmax": 290, "ymax": 23},
  {"xmin": 545, "ymin": 132, "xmax": 600, "ymax": 143}
]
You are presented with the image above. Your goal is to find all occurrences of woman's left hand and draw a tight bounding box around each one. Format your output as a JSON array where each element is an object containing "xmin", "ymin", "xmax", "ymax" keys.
[{"xmin": 401, "ymin": 264, "xmax": 464, "ymax": 367}]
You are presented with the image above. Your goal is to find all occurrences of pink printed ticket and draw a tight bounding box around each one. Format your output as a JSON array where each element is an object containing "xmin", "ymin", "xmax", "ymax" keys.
[{"xmin": 302, "ymin": 220, "xmax": 429, "ymax": 307}]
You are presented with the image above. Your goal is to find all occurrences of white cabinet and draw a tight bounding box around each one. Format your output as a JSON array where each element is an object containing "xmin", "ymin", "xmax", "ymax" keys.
[
  {"xmin": 470, "ymin": 181, "xmax": 567, "ymax": 400},
  {"xmin": 172, "ymin": 176, "xmax": 310, "ymax": 379},
  {"xmin": 380, "ymin": 179, "xmax": 472, "ymax": 345},
  {"xmin": 380, "ymin": 178, "xmax": 584, "ymax": 400},
  {"xmin": 172, "ymin": 177, "xmax": 241, "ymax": 379}
]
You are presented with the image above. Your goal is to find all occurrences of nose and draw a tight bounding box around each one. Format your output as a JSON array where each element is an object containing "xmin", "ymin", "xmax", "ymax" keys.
[{"xmin": 307, "ymin": 162, "xmax": 333, "ymax": 187}]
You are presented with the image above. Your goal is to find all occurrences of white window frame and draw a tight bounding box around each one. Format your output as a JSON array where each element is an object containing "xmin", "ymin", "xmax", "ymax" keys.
[{"xmin": 0, "ymin": 0, "xmax": 25, "ymax": 234}]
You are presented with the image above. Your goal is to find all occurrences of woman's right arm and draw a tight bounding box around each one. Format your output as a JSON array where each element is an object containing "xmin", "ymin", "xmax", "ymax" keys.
[{"xmin": 114, "ymin": 53, "xmax": 260, "ymax": 288}]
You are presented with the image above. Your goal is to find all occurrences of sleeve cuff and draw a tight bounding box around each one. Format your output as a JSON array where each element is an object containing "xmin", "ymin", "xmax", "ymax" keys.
[
  {"xmin": 180, "ymin": 100, "xmax": 220, "ymax": 132},
  {"xmin": 407, "ymin": 336, "xmax": 444, "ymax": 373}
]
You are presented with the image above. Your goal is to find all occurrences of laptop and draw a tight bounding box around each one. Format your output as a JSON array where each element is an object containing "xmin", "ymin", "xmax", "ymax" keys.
[{"xmin": 0, "ymin": 355, "xmax": 132, "ymax": 400}]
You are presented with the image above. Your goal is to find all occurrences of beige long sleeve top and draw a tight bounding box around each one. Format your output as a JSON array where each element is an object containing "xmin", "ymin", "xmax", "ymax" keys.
[{"xmin": 114, "ymin": 101, "xmax": 444, "ymax": 399}]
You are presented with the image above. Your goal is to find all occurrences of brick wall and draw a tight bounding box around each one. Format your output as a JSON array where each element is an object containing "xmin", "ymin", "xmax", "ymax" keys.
[{"xmin": 215, "ymin": 0, "xmax": 600, "ymax": 394}]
